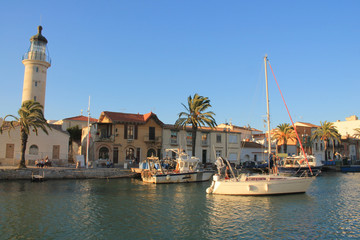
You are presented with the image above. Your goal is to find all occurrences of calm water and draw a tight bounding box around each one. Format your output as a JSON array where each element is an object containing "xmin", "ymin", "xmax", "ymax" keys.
[{"xmin": 0, "ymin": 172, "xmax": 359, "ymax": 240}]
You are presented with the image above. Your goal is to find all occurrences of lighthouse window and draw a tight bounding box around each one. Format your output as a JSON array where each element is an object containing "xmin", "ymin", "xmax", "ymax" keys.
[
  {"xmin": 35, "ymin": 81, "xmax": 38, "ymax": 87},
  {"xmin": 36, "ymin": 67, "xmax": 39, "ymax": 72},
  {"xmin": 34, "ymin": 96, "xmax": 37, "ymax": 101}
]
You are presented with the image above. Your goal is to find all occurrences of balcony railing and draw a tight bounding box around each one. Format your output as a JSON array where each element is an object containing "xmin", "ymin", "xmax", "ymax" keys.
[
  {"xmin": 94, "ymin": 135, "xmax": 114, "ymax": 142},
  {"xmin": 22, "ymin": 51, "xmax": 51, "ymax": 64},
  {"xmin": 144, "ymin": 135, "xmax": 162, "ymax": 143}
]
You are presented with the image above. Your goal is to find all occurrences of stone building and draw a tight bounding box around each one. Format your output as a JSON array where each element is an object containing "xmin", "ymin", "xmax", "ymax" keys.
[{"xmin": 84, "ymin": 111, "xmax": 164, "ymax": 167}]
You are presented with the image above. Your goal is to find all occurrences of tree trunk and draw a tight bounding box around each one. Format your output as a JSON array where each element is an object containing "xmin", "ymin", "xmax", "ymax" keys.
[
  {"xmin": 19, "ymin": 130, "xmax": 28, "ymax": 168},
  {"xmin": 192, "ymin": 126, "xmax": 197, "ymax": 157},
  {"xmin": 324, "ymin": 140, "xmax": 328, "ymax": 161}
]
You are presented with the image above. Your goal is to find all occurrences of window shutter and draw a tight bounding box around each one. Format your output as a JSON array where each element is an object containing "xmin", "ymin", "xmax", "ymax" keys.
[
  {"xmin": 135, "ymin": 125, "xmax": 138, "ymax": 139},
  {"xmin": 124, "ymin": 125, "xmax": 128, "ymax": 139}
]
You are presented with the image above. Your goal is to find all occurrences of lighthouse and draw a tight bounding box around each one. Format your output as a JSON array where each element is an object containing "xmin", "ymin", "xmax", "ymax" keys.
[{"xmin": 21, "ymin": 25, "xmax": 51, "ymax": 111}]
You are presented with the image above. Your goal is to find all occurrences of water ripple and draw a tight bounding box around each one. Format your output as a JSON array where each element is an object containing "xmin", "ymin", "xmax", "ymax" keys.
[{"xmin": 0, "ymin": 173, "xmax": 359, "ymax": 239}]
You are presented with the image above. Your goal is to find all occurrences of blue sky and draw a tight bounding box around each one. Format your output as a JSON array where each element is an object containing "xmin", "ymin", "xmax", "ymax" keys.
[{"xmin": 1, "ymin": 0, "xmax": 359, "ymax": 131}]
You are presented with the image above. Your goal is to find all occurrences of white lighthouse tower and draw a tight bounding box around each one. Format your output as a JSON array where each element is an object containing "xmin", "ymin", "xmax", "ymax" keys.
[{"xmin": 21, "ymin": 25, "xmax": 51, "ymax": 111}]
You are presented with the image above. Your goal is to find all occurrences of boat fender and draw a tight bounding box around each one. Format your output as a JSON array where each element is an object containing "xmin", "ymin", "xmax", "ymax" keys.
[
  {"xmin": 166, "ymin": 175, "xmax": 171, "ymax": 180},
  {"xmin": 206, "ymin": 181, "xmax": 215, "ymax": 194},
  {"xmin": 264, "ymin": 183, "xmax": 269, "ymax": 192},
  {"xmin": 247, "ymin": 185, "xmax": 251, "ymax": 191}
]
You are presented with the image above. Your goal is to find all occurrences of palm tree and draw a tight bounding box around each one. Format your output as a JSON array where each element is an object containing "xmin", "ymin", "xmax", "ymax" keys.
[
  {"xmin": 0, "ymin": 100, "xmax": 50, "ymax": 168},
  {"xmin": 311, "ymin": 121, "xmax": 341, "ymax": 161},
  {"xmin": 353, "ymin": 128, "xmax": 360, "ymax": 139},
  {"xmin": 271, "ymin": 123, "xmax": 297, "ymax": 154},
  {"xmin": 175, "ymin": 93, "xmax": 217, "ymax": 156}
]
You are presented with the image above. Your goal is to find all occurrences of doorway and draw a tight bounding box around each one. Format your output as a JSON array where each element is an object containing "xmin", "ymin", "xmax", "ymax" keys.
[{"xmin": 202, "ymin": 149, "xmax": 207, "ymax": 164}]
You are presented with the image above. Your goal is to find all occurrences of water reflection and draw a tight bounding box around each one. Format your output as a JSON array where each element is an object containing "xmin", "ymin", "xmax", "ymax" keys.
[{"xmin": 0, "ymin": 173, "xmax": 359, "ymax": 239}]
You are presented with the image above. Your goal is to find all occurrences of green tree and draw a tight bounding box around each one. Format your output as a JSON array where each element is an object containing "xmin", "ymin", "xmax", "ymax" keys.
[
  {"xmin": 272, "ymin": 123, "xmax": 297, "ymax": 154},
  {"xmin": 175, "ymin": 93, "xmax": 217, "ymax": 156},
  {"xmin": 0, "ymin": 100, "xmax": 50, "ymax": 168},
  {"xmin": 311, "ymin": 121, "xmax": 341, "ymax": 161},
  {"xmin": 67, "ymin": 125, "xmax": 82, "ymax": 144}
]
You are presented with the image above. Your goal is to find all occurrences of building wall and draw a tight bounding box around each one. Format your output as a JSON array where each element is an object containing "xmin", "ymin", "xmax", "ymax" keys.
[
  {"xmin": 90, "ymin": 118, "xmax": 163, "ymax": 166},
  {"xmin": 240, "ymin": 147, "xmax": 267, "ymax": 163},
  {"xmin": 162, "ymin": 127, "xmax": 244, "ymax": 164},
  {"xmin": 0, "ymin": 126, "xmax": 69, "ymax": 166}
]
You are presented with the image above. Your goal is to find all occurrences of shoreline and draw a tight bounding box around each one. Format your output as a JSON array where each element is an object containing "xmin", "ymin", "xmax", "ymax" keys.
[{"xmin": 0, "ymin": 166, "xmax": 136, "ymax": 180}]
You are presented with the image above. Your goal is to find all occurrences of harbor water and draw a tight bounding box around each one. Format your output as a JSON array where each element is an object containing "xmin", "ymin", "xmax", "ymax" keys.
[{"xmin": 0, "ymin": 172, "xmax": 359, "ymax": 239}]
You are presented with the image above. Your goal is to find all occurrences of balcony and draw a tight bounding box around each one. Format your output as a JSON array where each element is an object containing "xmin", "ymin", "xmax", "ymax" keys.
[
  {"xmin": 22, "ymin": 51, "xmax": 51, "ymax": 64},
  {"xmin": 94, "ymin": 134, "xmax": 114, "ymax": 142},
  {"xmin": 201, "ymin": 140, "xmax": 209, "ymax": 146},
  {"xmin": 144, "ymin": 135, "xmax": 162, "ymax": 143}
]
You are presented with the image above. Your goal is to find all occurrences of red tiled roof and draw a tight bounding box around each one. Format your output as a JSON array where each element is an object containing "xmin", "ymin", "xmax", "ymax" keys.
[
  {"xmin": 63, "ymin": 115, "xmax": 98, "ymax": 122},
  {"xmin": 101, "ymin": 111, "xmax": 164, "ymax": 125}
]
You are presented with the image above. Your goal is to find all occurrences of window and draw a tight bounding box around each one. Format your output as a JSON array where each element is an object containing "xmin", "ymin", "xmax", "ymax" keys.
[
  {"xmin": 201, "ymin": 133, "xmax": 208, "ymax": 145},
  {"xmin": 216, "ymin": 134, "xmax": 221, "ymax": 143},
  {"xmin": 126, "ymin": 148, "xmax": 135, "ymax": 160},
  {"xmin": 229, "ymin": 134, "xmax": 237, "ymax": 143},
  {"xmin": 149, "ymin": 127, "xmax": 155, "ymax": 140},
  {"xmin": 186, "ymin": 132, "xmax": 192, "ymax": 145},
  {"xmin": 315, "ymin": 143, "xmax": 318, "ymax": 151},
  {"xmin": 34, "ymin": 96, "xmax": 37, "ymax": 101},
  {"xmin": 128, "ymin": 125, "xmax": 134, "ymax": 139},
  {"xmin": 36, "ymin": 67, "xmax": 39, "ymax": 72},
  {"xmin": 29, "ymin": 145, "xmax": 39, "ymax": 155},
  {"xmin": 171, "ymin": 131, "xmax": 177, "ymax": 144},
  {"xmin": 34, "ymin": 81, "xmax": 38, "ymax": 87},
  {"xmin": 320, "ymin": 143, "xmax": 323, "ymax": 151},
  {"xmin": 216, "ymin": 150, "xmax": 222, "ymax": 158}
]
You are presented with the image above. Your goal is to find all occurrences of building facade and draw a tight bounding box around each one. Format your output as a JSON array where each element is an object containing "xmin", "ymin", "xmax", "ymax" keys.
[
  {"xmin": 85, "ymin": 111, "xmax": 164, "ymax": 167},
  {"xmin": 162, "ymin": 123, "xmax": 259, "ymax": 165},
  {"xmin": 0, "ymin": 124, "xmax": 69, "ymax": 166}
]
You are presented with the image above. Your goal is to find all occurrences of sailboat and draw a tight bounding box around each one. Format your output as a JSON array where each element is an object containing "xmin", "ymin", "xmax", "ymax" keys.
[{"xmin": 206, "ymin": 55, "xmax": 314, "ymax": 195}]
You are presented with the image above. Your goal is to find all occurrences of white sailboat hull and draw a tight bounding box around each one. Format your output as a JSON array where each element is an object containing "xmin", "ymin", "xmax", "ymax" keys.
[
  {"xmin": 207, "ymin": 175, "xmax": 314, "ymax": 195},
  {"xmin": 142, "ymin": 171, "xmax": 214, "ymax": 184}
]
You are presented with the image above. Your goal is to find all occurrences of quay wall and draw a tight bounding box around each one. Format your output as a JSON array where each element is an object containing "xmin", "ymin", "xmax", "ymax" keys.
[{"xmin": 0, "ymin": 168, "xmax": 136, "ymax": 180}]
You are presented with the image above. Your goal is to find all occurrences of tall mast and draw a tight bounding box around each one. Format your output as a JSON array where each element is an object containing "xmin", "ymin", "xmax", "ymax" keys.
[
  {"xmin": 86, "ymin": 96, "xmax": 91, "ymax": 169},
  {"xmin": 264, "ymin": 55, "xmax": 272, "ymax": 160}
]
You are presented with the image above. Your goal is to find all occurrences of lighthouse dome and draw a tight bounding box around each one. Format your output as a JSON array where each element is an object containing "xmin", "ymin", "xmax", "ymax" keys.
[{"xmin": 30, "ymin": 26, "xmax": 48, "ymax": 44}]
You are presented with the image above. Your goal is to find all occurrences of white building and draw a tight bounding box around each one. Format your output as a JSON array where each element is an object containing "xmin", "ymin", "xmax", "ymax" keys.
[
  {"xmin": 0, "ymin": 124, "xmax": 69, "ymax": 166},
  {"xmin": 162, "ymin": 123, "xmax": 264, "ymax": 165},
  {"xmin": 332, "ymin": 115, "xmax": 360, "ymax": 161}
]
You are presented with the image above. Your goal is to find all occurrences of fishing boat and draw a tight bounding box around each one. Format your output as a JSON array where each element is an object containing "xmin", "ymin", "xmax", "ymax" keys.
[
  {"xmin": 141, "ymin": 149, "xmax": 214, "ymax": 184},
  {"xmin": 278, "ymin": 155, "xmax": 322, "ymax": 175},
  {"xmin": 206, "ymin": 55, "xmax": 315, "ymax": 196},
  {"xmin": 131, "ymin": 156, "xmax": 160, "ymax": 174}
]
